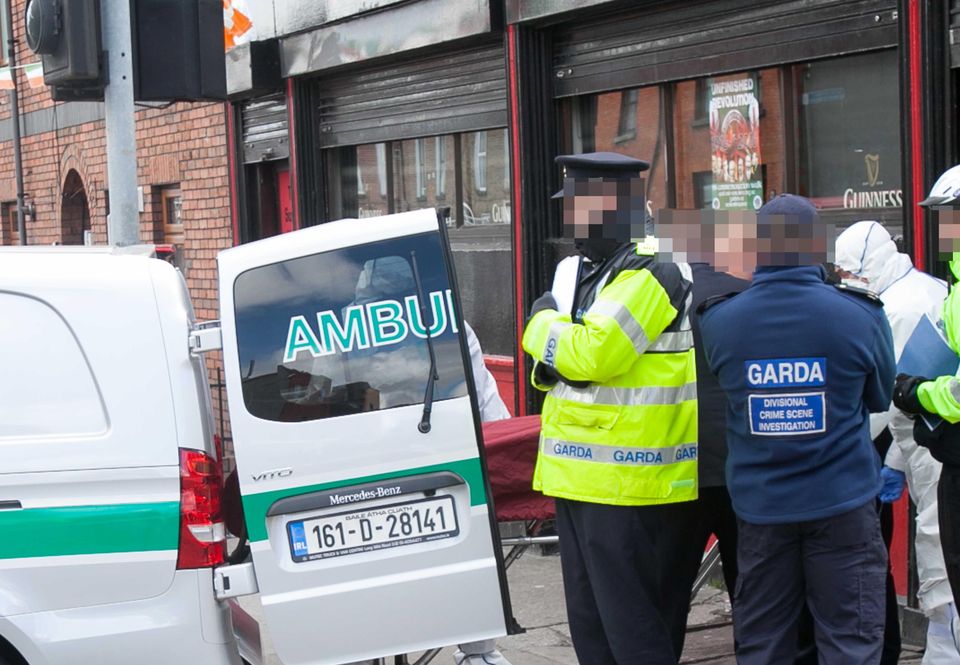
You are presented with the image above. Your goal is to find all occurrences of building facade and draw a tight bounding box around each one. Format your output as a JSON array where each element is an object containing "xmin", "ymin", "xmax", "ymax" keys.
[{"xmin": 225, "ymin": 0, "xmax": 959, "ymax": 611}]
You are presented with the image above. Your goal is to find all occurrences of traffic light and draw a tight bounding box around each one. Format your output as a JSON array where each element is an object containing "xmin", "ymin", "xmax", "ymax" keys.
[
  {"xmin": 24, "ymin": 0, "xmax": 103, "ymax": 88},
  {"xmin": 131, "ymin": 0, "xmax": 226, "ymax": 101},
  {"xmin": 23, "ymin": 0, "xmax": 226, "ymax": 102}
]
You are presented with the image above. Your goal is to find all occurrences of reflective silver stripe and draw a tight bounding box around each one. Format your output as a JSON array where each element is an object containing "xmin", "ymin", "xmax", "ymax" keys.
[
  {"xmin": 648, "ymin": 330, "xmax": 694, "ymax": 352},
  {"xmin": 553, "ymin": 381, "xmax": 697, "ymax": 406},
  {"xmin": 949, "ymin": 378, "xmax": 960, "ymax": 403},
  {"xmin": 542, "ymin": 320, "xmax": 570, "ymax": 368},
  {"xmin": 587, "ymin": 299, "xmax": 651, "ymax": 353},
  {"xmin": 541, "ymin": 439, "xmax": 698, "ymax": 466}
]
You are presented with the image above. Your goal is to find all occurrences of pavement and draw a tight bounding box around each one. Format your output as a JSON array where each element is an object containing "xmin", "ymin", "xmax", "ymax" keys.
[{"xmin": 238, "ymin": 548, "xmax": 926, "ymax": 665}]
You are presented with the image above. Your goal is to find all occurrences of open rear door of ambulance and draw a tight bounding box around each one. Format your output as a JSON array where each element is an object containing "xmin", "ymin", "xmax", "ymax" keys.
[{"xmin": 218, "ymin": 209, "xmax": 513, "ymax": 665}]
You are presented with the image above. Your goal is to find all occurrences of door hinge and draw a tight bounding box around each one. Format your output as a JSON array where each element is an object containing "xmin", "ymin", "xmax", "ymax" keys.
[
  {"xmin": 190, "ymin": 321, "xmax": 222, "ymax": 355},
  {"xmin": 213, "ymin": 561, "xmax": 259, "ymax": 600}
]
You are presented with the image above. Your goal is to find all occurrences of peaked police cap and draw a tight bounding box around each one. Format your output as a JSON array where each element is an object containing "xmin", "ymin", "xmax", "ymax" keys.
[{"xmin": 552, "ymin": 151, "xmax": 651, "ymax": 199}]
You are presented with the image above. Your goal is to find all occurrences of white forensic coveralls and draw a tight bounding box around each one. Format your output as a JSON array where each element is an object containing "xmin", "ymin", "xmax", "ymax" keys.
[
  {"xmin": 836, "ymin": 221, "xmax": 957, "ymax": 663},
  {"xmin": 455, "ymin": 322, "xmax": 512, "ymax": 665}
]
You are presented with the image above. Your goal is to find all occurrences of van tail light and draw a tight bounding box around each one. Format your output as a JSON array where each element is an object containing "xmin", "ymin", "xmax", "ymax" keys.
[{"xmin": 177, "ymin": 448, "xmax": 226, "ymax": 569}]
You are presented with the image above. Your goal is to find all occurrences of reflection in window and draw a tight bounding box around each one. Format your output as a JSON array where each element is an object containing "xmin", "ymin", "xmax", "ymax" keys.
[
  {"xmin": 327, "ymin": 133, "xmax": 513, "ymax": 356},
  {"xmin": 356, "ymin": 158, "xmax": 366, "ymax": 196},
  {"xmin": 415, "ymin": 139, "xmax": 427, "ymax": 199},
  {"xmin": 234, "ymin": 233, "xmax": 467, "ymax": 423},
  {"xmin": 474, "ymin": 131, "xmax": 488, "ymax": 194},
  {"xmin": 561, "ymin": 86, "xmax": 665, "ymax": 213},
  {"xmin": 376, "ymin": 143, "xmax": 388, "ymax": 197},
  {"xmin": 616, "ymin": 89, "xmax": 638, "ymax": 141},
  {"xmin": 436, "ymin": 139, "xmax": 447, "ymax": 198},
  {"xmin": 502, "ymin": 129, "xmax": 510, "ymax": 191},
  {"xmin": 797, "ymin": 50, "xmax": 902, "ymax": 216}
]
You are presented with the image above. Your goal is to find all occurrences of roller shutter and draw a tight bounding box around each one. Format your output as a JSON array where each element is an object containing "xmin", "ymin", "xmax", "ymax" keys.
[
  {"xmin": 241, "ymin": 93, "xmax": 290, "ymax": 163},
  {"xmin": 313, "ymin": 42, "xmax": 507, "ymax": 148},
  {"xmin": 552, "ymin": 0, "xmax": 898, "ymax": 97}
]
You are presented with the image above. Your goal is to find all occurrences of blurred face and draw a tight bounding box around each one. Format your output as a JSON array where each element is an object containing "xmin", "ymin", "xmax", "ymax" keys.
[
  {"xmin": 562, "ymin": 177, "xmax": 646, "ymax": 242},
  {"xmin": 936, "ymin": 208, "xmax": 960, "ymax": 259}
]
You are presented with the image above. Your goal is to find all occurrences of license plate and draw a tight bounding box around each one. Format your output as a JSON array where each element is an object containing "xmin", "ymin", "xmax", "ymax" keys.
[{"xmin": 286, "ymin": 495, "xmax": 459, "ymax": 562}]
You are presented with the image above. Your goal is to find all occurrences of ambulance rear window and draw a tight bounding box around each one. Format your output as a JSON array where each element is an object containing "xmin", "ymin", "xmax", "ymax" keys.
[{"xmin": 234, "ymin": 232, "xmax": 468, "ymax": 422}]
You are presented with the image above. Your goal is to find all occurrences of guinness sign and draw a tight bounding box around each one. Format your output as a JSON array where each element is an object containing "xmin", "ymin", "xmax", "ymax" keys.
[{"xmin": 843, "ymin": 152, "xmax": 902, "ymax": 209}]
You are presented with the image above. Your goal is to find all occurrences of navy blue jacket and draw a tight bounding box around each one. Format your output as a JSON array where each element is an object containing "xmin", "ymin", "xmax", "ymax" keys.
[{"xmin": 699, "ymin": 266, "xmax": 895, "ymax": 525}]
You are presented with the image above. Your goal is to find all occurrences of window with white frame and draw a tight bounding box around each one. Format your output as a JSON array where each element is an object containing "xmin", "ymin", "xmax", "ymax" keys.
[
  {"xmin": 436, "ymin": 138, "xmax": 447, "ymax": 198},
  {"xmin": 474, "ymin": 131, "xmax": 487, "ymax": 194},
  {"xmin": 376, "ymin": 143, "xmax": 388, "ymax": 198},
  {"xmin": 415, "ymin": 139, "xmax": 427, "ymax": 199}
]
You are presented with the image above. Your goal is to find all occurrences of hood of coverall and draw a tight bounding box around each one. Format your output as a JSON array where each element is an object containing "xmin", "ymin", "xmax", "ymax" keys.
[{"xmin": 834, "ymin": 221, "xmax": 913, "ymax": 295}]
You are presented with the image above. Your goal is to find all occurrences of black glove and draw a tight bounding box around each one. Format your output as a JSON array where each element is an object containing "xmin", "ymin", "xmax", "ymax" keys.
[
  {"xmin": 527, "ymin": 291, "xmax": 558, "ymax": 323},
  {"xmin": 533, "ymin": 362, "xmax": 560, "ymax": 389},
  {"xmin": 893, "ymin": 373, "xmax": 930, "ymax": 415},
  {"xmin": 534, "ymin": 362, "xmax": 590, "ymax": 390}
]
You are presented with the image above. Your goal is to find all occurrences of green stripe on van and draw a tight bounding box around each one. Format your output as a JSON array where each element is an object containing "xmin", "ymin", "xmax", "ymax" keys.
[
  {"xmin": 242, "ymin": 457, "xmax": 488, "ymax": 543},
  {"xmin": 0, "ymin": 502, "xmax": 180, "ymax": 559}
]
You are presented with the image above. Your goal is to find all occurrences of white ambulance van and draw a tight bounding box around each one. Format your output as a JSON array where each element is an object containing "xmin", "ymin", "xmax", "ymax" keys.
[
  {"xmin": 0, "ymin": 208, "xmax": 512, "ymax": 665},
  {"xmin": 0, "ymin": 246, "xmax": 239, "ymax": 665}
]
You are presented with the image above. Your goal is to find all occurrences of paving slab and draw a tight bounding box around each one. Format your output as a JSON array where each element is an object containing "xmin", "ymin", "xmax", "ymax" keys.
[{"xmin": 237, "ymin": 550, "xmax": 929, "ymax": 665}]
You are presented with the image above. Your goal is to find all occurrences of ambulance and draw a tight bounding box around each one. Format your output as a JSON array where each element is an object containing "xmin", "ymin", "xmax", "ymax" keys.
[{"xmin": 0, "ymin": 209, "xmax": 513, "ymax": 665}]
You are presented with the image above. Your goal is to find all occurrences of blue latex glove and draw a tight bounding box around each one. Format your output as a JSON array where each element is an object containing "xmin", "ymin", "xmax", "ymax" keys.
[{"xmin": 878, "ymin": 467, "xmax": 906, "ymax": 503}]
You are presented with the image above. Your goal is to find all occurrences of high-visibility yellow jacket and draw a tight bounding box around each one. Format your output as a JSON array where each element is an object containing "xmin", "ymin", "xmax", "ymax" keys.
[
  {"xmin": 522, "ymin": 243, "xmax": 698, "ymax": 506},
  {"xmin": 919, "ymin": 256, "xmax": 960, "ymax": 421}
]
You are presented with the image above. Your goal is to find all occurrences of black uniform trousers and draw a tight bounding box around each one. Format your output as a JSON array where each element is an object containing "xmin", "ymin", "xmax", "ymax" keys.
[
  {"xmin": 938, "ymin": 465, "xmax": 960, "ymax": 610},
  {"xmin": 555, "ymin": 497, "xmax": 677, "ymax": 665},
  {"xmin": 657, "ymin": 486, "xmax": 739, "ymax": 660}
]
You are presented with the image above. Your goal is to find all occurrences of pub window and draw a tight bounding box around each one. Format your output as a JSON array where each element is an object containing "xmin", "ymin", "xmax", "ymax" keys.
[
  {"xmin": 796, "ymin": 49, "xmax": 902, "ymax": 232},
  {"xmin": 328, "ymin": 131, "xmax": 513, "ymax": 356},
  {"xmin": 616, "ymin": 89, "xmax": 639, "ymax": 141},
  {"xmin": 560, "ymin": 85, "xmax": 667, "ymax": 213}
]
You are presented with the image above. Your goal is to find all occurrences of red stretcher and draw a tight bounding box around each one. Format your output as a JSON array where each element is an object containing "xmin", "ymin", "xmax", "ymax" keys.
[{"xmin": 481, "ymin": 415, "xmax": 720, "ymax": 591}]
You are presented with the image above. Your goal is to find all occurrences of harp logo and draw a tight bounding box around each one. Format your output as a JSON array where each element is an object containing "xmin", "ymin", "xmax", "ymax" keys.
[{"xmin": 865, "ymin": 154, "xmax": 880, "ymax": 188}]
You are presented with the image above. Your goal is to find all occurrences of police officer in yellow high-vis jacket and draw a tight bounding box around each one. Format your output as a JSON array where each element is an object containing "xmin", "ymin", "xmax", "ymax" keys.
[{"xmin": 522, "ymin": 152, "xmax": 698, "ymax": 665}]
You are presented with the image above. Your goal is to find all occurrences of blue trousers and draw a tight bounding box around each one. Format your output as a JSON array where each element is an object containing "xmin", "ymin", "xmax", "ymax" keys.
[{"xmin": 733, "ymin": 501, "xmax": 887, "ymax": 665}]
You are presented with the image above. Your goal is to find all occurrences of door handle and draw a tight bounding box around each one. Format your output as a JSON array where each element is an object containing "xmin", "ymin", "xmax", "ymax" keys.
[{"xmin": 0, "ymin": 500, "xmax": 21, "ymax": 510}]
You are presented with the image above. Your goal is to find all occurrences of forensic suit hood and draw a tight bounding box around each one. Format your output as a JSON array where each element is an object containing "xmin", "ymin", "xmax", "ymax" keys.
[{"xmin": 835, "ymin": 221, "xmax": 912, "ymax": 296}]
